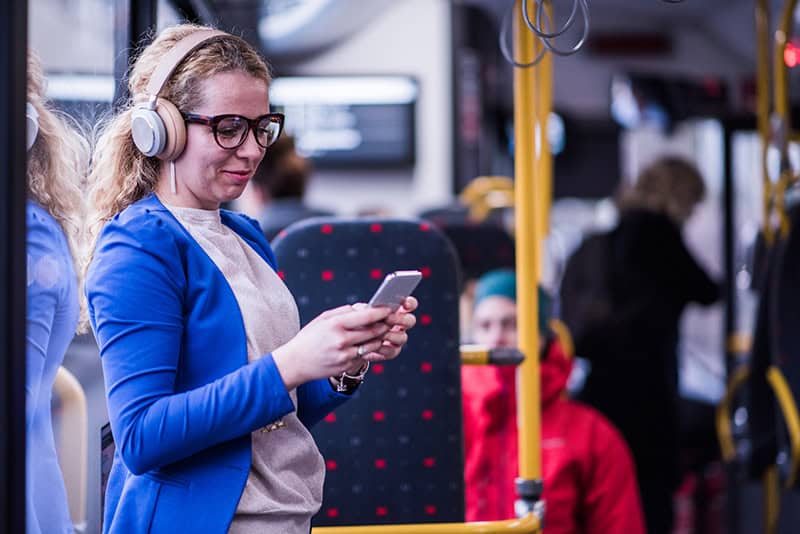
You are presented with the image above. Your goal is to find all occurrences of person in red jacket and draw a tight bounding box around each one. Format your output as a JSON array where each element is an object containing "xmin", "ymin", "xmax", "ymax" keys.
[{"xmin": 461, "ymin": 269, "xmax": 645, "ymax": 533}]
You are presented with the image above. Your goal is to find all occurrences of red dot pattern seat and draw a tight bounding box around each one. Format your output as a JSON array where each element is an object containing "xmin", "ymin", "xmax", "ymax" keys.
[{"xmin": 272, "ymin": 217, "xmax": 465, "ymax": 526}]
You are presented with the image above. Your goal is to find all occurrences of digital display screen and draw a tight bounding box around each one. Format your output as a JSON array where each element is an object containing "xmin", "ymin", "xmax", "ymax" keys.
[
  {"xmin": 269, "ymin": 76, "xmax": 417, "ymax": 168},
  {"xmin": 44, "ymin": 73, "xmax": 419, "ymax": 168}
]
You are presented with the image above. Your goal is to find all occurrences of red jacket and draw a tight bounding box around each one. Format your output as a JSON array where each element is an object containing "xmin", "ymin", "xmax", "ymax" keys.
[{"xmin": 461, "ymin": 338, "xmax": 645, "ymax": 534}]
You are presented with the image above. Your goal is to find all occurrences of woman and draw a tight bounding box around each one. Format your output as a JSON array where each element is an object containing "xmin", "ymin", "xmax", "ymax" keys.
[
  {"xmin": 26, "ymin": 53, "xmax": 87, "ymax": 534},
  {"xmin": 462, "ymin": 270, "xmax": 644, "ymax": 533},
  {"xmin": 561, "ymin": 157, "xmax": 719, "ymax": 534},
  {"xmin": 85, "ymin": 25, "xmax": 416, "ymax": 533}
]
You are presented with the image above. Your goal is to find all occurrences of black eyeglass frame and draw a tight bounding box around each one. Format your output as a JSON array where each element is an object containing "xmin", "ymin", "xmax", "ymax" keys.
[{"xmin": 182, "ymin": 112, "xmax": 285, "ymax": 150}]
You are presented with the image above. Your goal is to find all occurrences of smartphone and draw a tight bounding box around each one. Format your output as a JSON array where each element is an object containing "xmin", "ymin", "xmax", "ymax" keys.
[{"xmin": 368, "ymin": 270, "xmax": 422, "ymax": 311}]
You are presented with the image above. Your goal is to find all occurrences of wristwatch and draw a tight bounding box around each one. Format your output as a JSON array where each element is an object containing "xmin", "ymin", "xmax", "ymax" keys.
[{"xmin": 330, "ymin": 362, "xmax": 370, "ymax": 393}]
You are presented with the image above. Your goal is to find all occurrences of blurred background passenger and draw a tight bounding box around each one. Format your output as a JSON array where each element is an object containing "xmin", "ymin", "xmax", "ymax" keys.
[
  {"xmin": 560, "ymin": 156, "xmax": 720, "ymax": 534},
  {"xmin": 462, "ymin": 269, "xmax": 644, "ymax": 533},
  {"xmin": 26, "ymin": 52, "xmax": 87, "ymax": 534},
  {"xmin": 244, "ymin": 133, "xmax": 332, "ymax": 240}
]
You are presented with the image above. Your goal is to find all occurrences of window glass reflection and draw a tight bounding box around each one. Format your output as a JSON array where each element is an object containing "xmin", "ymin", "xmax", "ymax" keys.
[{"xmin": 28, "ymin": 1, "xmax": 113, "ymax": 533}]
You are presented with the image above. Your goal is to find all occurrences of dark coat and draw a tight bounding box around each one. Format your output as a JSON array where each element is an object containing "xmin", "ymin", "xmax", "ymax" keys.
[{"xmin": 561, "ymin": 208, "xmax": 719, "ymax": 485}]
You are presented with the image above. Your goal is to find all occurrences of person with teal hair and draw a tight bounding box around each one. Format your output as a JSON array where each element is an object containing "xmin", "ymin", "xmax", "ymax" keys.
[
  {"xmin": 462, "ymin": 269, "xmax": 645, "ymax": 533},
  {"xmin": 473, "ymin": 269, "xmax": 552, "ymax": 347}
]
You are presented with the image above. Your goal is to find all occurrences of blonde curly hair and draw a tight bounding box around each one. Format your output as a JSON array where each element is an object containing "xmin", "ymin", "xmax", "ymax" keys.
[
  {"xmin": 27, "ymin": 52, "xmax": 89, "ymax": 328},
  {"xmin": 86, "ymin": 24, "xmax": 271, "ymax": 255},
  {"xmin": 617, "ymin": 156, "xmax": 706, "ymax": 224}
]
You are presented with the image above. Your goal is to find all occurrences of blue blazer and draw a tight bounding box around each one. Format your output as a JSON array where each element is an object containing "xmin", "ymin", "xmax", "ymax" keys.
[
  {"xmin": 27, "ymin": 201, "xmax": 78, "ymax": 534},
  {"xmin": 86, "ymin": 194, "xmax": 348, "ymax": 533}
]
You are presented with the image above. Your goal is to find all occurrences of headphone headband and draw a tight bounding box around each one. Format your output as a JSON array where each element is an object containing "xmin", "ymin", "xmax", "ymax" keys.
[
  {"xmin": 131, "ymin": 28, "xmax": 230, "ymax": 161},
  {"xmin": 144, "ymin": 29, "xmax": 228, "ymax": 98}
]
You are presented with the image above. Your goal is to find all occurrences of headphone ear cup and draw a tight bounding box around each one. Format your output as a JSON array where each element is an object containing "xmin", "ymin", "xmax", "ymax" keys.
[
  {"xmin": 26, "ymin": 102, "xmax": 39, "ymax": 151},
  {"xmin": 155, "ymin": 99, "xmax": 186, "ymax": 161},
  {"xmin": 131, "ymin": 106, "xmax": 167, "ymax": 157}
]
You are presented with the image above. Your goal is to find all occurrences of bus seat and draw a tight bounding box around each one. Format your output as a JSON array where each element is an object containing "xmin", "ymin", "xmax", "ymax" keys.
[
  {"xmin": 744, "ymin": 237, "xmax": 780, "ymax": 481},
  {"xmin": 52, "ymin": 365, "xmax": 88, "ymax": 529},
  {"xmin": 419, "ymin": 177, "xmax": 514, "ymax": 230},
  {"xmin": 425, "ymin": 221, "xmax": 515, "ymax": 284},
  {"xmin": 770, "ymin": 201, "xmax": 800, "ymax": 488},
  {"xmin": 418, "ymin": 204, "xmax": 471, "ymax": 228},
  {"xmin": 425, "ymin": 222, "xmax": 515, "ymax": 343},
  {"xmin": 271, "ymin": 217, "xmax": 465, "ymax": 527},
  {"xmin": 718, "ymin": 204, "xmax": 800, "ymax": 492}
]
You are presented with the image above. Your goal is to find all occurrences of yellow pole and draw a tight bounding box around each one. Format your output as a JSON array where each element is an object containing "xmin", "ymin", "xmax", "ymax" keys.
[
  {"xmin": 536, "ymin": 26, "xmax": 553, "ymax": 239},
  {"xmin": 756, "ymin": 0, "xmax": 772, "ymax": 243},
  {"xmin": 775, "ymin": 0, "xmax": 797, "ymax": 124},
  {"xmin": 775, "ymin": 0, "xmax": 797, "ymax": 238},
  {"xmin": 513, "ymin": 0, "xmax": 542, "ymax": 489},
  {"xmin": 763, "ymin": 465, "xmax": 780, "ymax": 534}
]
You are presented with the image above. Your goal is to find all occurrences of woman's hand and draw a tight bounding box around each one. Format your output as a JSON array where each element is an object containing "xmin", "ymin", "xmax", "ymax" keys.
[
  {"xmin": 272, "ymin": 304, "xmax": 392, "ymax": 390},
  {"xmin": 361, "ymin": 296, "xmax": 418, "ymax": 362}
]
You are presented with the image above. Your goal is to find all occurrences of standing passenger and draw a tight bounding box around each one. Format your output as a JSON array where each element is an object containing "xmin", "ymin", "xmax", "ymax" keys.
[
  {"xmin": 85, "ymin": 25, "xmax": 417, "ymax": 534},
  {"xmin": 26, "ymin": 52, "xmax": 87, "ymax": 534},
  {"xmin": 561, "ymin": 157, "xmax": 719, "ymax": 534}
]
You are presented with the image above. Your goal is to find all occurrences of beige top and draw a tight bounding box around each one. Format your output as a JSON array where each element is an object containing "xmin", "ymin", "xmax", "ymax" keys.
[{"xmin": 165, "ymin": 203, "xmax": 325, "ymax": 534}]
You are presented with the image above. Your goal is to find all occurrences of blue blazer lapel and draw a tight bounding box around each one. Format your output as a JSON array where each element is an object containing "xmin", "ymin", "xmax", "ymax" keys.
[
  {"xmin": 221, "ymin": 210, "xmax": 278, "ymax": 271},
  {"xmin": 140, "ymin": 193, "xmax": 278, "ymax": 271}
]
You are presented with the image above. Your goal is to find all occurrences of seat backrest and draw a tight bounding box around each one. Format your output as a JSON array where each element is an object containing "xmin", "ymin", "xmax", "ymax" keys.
[
  {"xmin": 272, "ymin": 217, "xmax": 465, "ymax": 526},
  {"xmin": 771, "ymin": 203, "xmax": 800, "ymax": 485},
  {"xmin": 418, "ymin": 204, "xmax": 471, "ymax": 228},
  {"xmin": 746, "ymin": 244, "xmax": 779, "ymax": 480},
  {"xmin": 425, "ymin": 221, "xmax": 515, "ymax": 283}
]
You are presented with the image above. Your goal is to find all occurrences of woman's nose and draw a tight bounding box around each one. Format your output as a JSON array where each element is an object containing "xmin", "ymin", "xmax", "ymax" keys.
[{"xmin": 236, "ymin": 130, "xmax": 265, "ymax": 159}]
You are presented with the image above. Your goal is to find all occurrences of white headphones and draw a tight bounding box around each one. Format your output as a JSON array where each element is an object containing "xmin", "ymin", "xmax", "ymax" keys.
[
  {"xmin": 26, "ymin": 101, "xmax": 39, "ymax": 151},
  {"xmin": 130, "ymin": 29, "xmax": 227, "ymax": 161}
]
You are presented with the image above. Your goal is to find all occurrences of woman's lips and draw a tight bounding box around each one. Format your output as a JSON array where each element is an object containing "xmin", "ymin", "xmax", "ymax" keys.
[{"xmin": 222, "ymin": 170, "xmax": 251, "ymax": 183}]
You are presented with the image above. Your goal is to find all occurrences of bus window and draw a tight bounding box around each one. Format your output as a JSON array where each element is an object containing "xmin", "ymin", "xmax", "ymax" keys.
[{"xmin": 28, "ymin": 2, "xmax": 113, "ymax": 533}]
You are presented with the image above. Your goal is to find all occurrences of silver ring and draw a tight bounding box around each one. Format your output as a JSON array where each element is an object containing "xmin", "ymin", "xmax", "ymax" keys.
[{"xmin": 357, "ymin": 344, "xmax": 366, "ymax": 357}]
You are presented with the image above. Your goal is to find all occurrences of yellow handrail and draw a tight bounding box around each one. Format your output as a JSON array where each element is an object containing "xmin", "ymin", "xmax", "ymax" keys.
[
  {"xmin": 536, "ymin": 23, "xmax": 553, "ymax": 239},
  {"xmin": 766, "ymin": 366, "xmax": 800, "ymax": 487},
  {"xmin": 460, "ymin": 345, "xmax": 525, "ymax": 366},
  {"xmin": 459, "ymin": 176, "xmax": 515, "ymax": 223},
  {"xmin": 313, "ymin": 513, "xmax": 540, "ymax": 534},
  {"xmin": 757, "ymin": 0, "xmax": 773, "ymax": 244},
  {"xmin": 774, "ymin": 0, "xmax": 797, "ymax": 125},
  {"xmin": 757, "ymin": 0, "xmax": 770, "ymax": 142},
  {"xmin": 763, "ymin": 465, "xmax": 780, "ymax": 534},
  {"xmin": 726, "ymin": 332, "xmax": 752, "ymax": 355},
  {"xmin": 715, "ymin": 365, "xmax": 749, "ymax": 462},
  {"xmin": 776, "ymin": 170, "xmax": 794, "ymax": 238},
  {"xmin": 767, "ymin": 0, "xmax": 799, "ymax": 243}
]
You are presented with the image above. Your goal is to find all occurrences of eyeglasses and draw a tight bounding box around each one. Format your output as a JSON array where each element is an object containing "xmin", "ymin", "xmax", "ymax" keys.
[{"xmin": 182, "ymin": 112, "xmax": 285, "ymax": 150}]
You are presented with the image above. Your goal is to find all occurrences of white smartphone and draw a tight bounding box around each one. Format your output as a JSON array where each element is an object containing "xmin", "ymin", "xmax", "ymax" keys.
[{"xmin": 368, "ymin": 270, "xmax": 423, "ymax": 311}]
